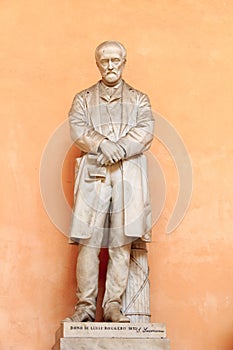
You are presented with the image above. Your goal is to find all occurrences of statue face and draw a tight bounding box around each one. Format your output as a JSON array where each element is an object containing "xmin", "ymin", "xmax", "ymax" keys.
[{"xmin": 96, "ymin": 44, "xmax": 126, "ymax": 86}]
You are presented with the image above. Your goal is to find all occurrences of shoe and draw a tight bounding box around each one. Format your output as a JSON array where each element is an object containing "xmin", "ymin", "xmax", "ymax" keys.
[
  {"xmin": 62, "ymin": 308, "xmax": 94, "ymax": 322},
  {"xmin": 104, "ymin": 304, "xmax": 130, "ymax": 323}
]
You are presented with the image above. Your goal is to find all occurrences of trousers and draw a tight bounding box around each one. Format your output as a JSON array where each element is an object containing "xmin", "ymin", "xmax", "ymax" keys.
[{"xmin": 76, "ymin": 243, "xmax": 131, "ymax": 319}]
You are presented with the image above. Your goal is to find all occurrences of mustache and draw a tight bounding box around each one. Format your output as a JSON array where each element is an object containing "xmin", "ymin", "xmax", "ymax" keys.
[{"xmin": 106, "ymin": 71, "xmax": 117, "ymax": 75}]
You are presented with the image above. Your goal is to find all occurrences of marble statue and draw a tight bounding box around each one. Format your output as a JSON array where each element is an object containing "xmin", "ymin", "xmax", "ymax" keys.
[{"xmin": 64, "ymin": 41, "xmax": 154, "ymax": 323}]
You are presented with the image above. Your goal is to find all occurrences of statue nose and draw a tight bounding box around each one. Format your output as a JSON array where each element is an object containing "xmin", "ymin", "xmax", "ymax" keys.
[{"xmin": 108, "ymin": 60, "xmax": 113, "ymax": 69}]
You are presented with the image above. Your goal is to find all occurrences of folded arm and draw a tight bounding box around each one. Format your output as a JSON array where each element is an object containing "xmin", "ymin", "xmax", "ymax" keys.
[
  {"xmin": 69, "ymin": 93, "xmax": 106, "ymax": 153},
  {"xmin": 117, "ymin": 94, "xmax": 155, "ymax": 158}
]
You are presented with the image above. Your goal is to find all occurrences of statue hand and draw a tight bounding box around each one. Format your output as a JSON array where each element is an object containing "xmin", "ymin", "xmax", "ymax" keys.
[
  {"xmin": 97, "ymin": 154, "xmax": 112, "ymax": 166},
  {"xmin": 97, "ymin": 139, "xmax": 125, "ymax": 165}
]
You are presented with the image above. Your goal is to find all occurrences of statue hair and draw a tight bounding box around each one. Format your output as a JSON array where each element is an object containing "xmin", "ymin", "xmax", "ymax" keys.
[{"xmin": 95, "ymin": 41, "xmax": 127, "ymax": 61}]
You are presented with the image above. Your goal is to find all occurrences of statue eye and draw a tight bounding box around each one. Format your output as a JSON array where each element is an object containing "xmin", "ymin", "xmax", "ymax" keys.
[
  {"xmin": 100, "ymin": 59, "xmax": 108, "ymax": 65},
  {"xmin": 112, "ymin": 58, "xmax": 120, "ymax": 63}
]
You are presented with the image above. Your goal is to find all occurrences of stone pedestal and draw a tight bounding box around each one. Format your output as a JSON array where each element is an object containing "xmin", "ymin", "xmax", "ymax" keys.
[{"xmin": 52, "ymin": 322, "xmax": 170, "ymax": 350}]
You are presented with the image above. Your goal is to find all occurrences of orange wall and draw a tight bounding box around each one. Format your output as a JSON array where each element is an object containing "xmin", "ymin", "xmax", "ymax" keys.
[{"xmin": 1, "ymin": 1, "xmax": 232, "ymax": 349}]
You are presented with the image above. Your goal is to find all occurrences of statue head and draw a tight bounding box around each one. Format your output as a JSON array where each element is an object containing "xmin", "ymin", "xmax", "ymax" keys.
[{"xmin": 95, "ymin": 41, "xmax": 127, "ymax": 86}]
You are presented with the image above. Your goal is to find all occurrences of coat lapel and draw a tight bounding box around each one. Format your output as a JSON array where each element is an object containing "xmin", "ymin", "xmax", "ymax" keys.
[
  {"xmin": 120, "ymin": 81, "xmax": 137, "ymax": 136},
  {"xmin": 85, "ymin": 82, "xmax": 103, "ymax": 134}
]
